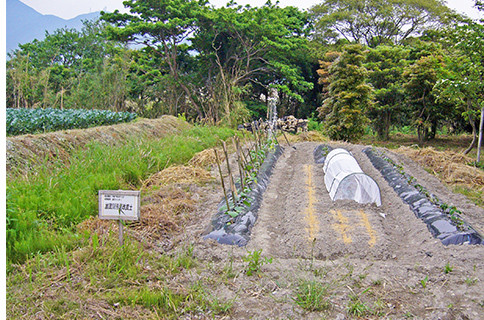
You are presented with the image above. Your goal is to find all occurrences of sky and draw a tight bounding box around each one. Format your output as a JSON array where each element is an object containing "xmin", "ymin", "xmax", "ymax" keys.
[{"xmin": 18, "ymin": 0, "xmax": 483, "ymax": 20}]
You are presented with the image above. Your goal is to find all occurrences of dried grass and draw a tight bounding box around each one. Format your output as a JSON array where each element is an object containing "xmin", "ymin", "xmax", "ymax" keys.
[
  {"xmin": 395, "ymin": 146, "xmax": 484, "ymax": 190},
  {"xmin": 134, "ymin": 186, "xmax": 196, "ymax": 236},
  {"xmin": 78, "ymin": 186, "xmax": 196, "ymax": 240},
  {"xmin": 6, "ymin": 115, "xmax": 190, "ymax": 176},
  {"xmin": 143, "ymin": 165, "xmax": 213, "ymax": 188},
  {"xmin": 188, "ymin": 147, "xmax": 225, "ymax": 168},
  {"xmin": 285, "ymin": 131, "xmax": 328, "ymax": 143},
  {"xmin": 77, "ymin": 217, "xmax": 116, "ymax": 235}
]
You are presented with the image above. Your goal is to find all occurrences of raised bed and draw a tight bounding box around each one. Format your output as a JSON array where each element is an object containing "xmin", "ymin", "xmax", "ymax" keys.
[
  {"xmin": 204, "ymin": 145, "xmax": 284, "ymax": 246},
  {"xmin": 363, "ymin": 147, "xmax": 484, "ymax": 245}
]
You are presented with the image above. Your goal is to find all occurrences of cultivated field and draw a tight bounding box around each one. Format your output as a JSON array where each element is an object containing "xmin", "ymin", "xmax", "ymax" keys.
[{"xmin": 6, "ymin": 126, "xmax": 484, "ymax": 319}]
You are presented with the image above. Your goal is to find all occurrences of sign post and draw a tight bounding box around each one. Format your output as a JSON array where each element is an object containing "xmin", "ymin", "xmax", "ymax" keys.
[{"xmin": 99, "ymin": 190, "xmax": 140, "ymax": 245}]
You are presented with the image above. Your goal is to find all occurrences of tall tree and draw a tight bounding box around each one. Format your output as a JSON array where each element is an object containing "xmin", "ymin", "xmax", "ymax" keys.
[
  {"xmin": 192, "ymin": 2, "xmax": 313, "ymax": 124},
  {"xmin": 365, "ymin": 45, "xmax": 409, "ymax": 140},
  {"xmin": 310, "ymin": 0, "xmax": 454, "ymax": 47},
  {"xmin": 6, "ymin": 20, "xmax": 123, "ymax": 110},
  {"xmin": 439, "ymin": 9, "xmax": 484, "ymax": 154},
  {"xmin": 403, "ymin": 52, "xmax": 448, "ymax": 142},
  {"xmin": 318, "ymin": 44, "xmax": 373, "ymax": 142},
  {"xmin": 101, "ymin": 0, "xmax": 208, "ymax": 119}
]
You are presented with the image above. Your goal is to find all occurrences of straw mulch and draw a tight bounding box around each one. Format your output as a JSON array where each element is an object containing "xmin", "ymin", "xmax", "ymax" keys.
[
  {"xmin": 78, "ymin": 185, "xmax": 196, "ymax": 247},
  {"xmin": 394, "ymin": 146, "xmax": 484, "ymax": 190},
  {"xmin": 188, "ymin": 147, "xmax": 225, "ymax": 168},
  {"xmin": 143, "ymin": 165, "xmax": 214, "ymax": 188},
  {"xmin": 135, "ymin": 186, "xmax": 196, "ymax": 235}
]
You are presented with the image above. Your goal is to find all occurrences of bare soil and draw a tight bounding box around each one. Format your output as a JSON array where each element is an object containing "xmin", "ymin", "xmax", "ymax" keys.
[{"xmin": 182, "ymin": 142, "xmax": 484, "ymax": 319}]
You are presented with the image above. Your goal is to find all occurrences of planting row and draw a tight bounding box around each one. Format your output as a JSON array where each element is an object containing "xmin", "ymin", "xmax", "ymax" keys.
[
  {"xmin": 364, "ymin": 147, "xmax": 483, "ymax": 245},
  {"xmin": 205, "ymin": 129, "xmax": 282, "ymax": 246},
  {"xmin": 6, "ymin": 108, "xmax": 137, "ymax": 136}
]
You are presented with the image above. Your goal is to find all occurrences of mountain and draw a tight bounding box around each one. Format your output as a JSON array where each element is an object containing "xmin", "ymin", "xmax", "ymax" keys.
[{"xmin": 6, "ymin": 0, "xmax": 100, "ymax": 53}]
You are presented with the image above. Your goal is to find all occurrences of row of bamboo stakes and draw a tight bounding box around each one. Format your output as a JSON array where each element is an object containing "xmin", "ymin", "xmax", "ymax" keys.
[{"xmin": 213, "ymin": 125, "xmax": 292, "ymax": 213}]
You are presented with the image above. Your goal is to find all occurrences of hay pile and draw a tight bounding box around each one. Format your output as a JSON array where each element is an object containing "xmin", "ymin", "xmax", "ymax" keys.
[
  {"xmin": 143, "ymin": 165, "xmax": 213, "ymax": 187},
  {"xmin": 6, "ymin": 115, "xmax": 190, "ymax": 176},
  {"xmin": 135, "ymin": 186, "xmax": 196, "ymax": 235},
  {"xmin": 188, "ymin": 147, "xmax": 225, "ymax": 168},
  {"xmin": 395, "ymin": 146, "xmax": 484, "ymax": 190},
  {"xmin": 285, "ymin": 131, "xmax": 328, "ymax": 143},
  {"xmin": 79, "ymin": 186, "xmax": 197, "ymax": 245}
]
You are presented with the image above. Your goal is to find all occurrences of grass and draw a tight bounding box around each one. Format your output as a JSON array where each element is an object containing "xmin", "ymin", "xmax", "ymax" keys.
[
  {"xmin": 360, "ymin": 130, "xmax": 477, "ymax": 153},
  {"xmin": 444, "ymin": 263, "xmax": 453, "ymax": 274},
  {"xmin": 7, "ymin": 125, "xmax": 236, "ymax": 264},
  {"xmin": 453, "ymin": 185, "xmax": 484, "ymax": 208},
  {"xmin": 294, "ymin": 280, "xmax": 332, "ymax": 312},
  {"xmin": 7, "ymin": 230, "xmax": 234, "ymax": 319}
]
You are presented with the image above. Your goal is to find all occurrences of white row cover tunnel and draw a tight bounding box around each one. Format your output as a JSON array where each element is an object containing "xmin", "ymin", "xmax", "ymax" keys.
[{"xmin": 323, "ymin": 148, "xmax": 381, "ymax": 206}]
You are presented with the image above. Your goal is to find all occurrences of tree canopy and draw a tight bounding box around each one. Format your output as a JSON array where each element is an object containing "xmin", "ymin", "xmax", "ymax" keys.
[
  {"xmin": 5, "ymin": 0, "xmax": 484, "ymax": 149},
  {"xmin": 310, "ymin": 0, "xmax": 455, "ymax": 47}
]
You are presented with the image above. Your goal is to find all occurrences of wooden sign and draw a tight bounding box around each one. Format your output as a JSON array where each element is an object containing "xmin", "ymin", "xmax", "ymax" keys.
[{"xmin": 98, "ymin": 190, "xmax": 140, "ymax": 221}]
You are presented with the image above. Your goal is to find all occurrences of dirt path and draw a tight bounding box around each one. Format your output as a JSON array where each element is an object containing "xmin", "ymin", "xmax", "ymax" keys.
[{"xmin": 189, "ymin": 142, "xmax": 484, "ymax": 319}]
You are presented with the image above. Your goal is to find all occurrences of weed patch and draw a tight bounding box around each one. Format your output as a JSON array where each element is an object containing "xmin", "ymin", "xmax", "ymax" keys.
[
  {"xmin": 7, "ymin": 125, "xmax": 236, "ymax": 263},
  {"xmin": 294, "ymin": 280, "xmax": 332, "ymax": 312}
]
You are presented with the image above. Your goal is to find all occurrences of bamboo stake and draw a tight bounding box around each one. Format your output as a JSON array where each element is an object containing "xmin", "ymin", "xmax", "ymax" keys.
[
  {"xmin": 269, "ymin": 129, "xmax": 280, "ymax": 146},
  {"xmin": 477, "ymin": 106, "xmax": 483, "ymax": 162},
  {"xmin": 281, "ymin": 129, "xmax": 292, "ymax": 147},
  {"xmin": 238, "ymin": 138, "xmax": 249, "ymax": 168},
  {"xmin": 222, "ymin": 140, "xmax": 237, "ymax": 202},
  {"xmin": 214, "ymin": 148, "xmax": 230, "ymax": 211},
  {"xmin": 233, "ymin": 137, "xmax": 245, "ymax": 191}
]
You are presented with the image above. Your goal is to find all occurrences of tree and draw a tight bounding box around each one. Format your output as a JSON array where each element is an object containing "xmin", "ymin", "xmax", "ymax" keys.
[
  {"xmin": 6, "ymin": 20, "xmax": 127, "ymax": 110},
  {"xmin": 403, "ymin": 52, "xmax": 447, "ymax": 142},
  {"xmin": 192, "ymin": 2, "xmax": 314, "ymax": 124},
  {"xmin": 318, "ymin": 44, "xmax": 373, "ymax": 141},
  {"xmin": 365, "ymin": 45, "xmax": 409, "ymax": 140},
  {"xmin": 101, "ymin": 0, "xmax": 208, "ymax": 119},
  {"xmin": 310, "ymin": 0, "xmax": 454, "ymax": 47},
  {"xmin": 439, "ymin": 13, "xmax": 484, "ymax": 155}
]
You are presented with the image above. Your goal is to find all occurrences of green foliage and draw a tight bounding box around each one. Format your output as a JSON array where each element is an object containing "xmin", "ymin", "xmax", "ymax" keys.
[
  {"xmin": 294, "ymin": 280, "xmax": 331, "ymax": 311},
  {"xmin": 310, "ymin": 0, "xmax": 455, "ymax": 46},
  {"xmin": 243, "ymin": 249, "xmax": 272, "ymax": 276},
  {"xmin": 365, "ymin": 45, "xmax": 409, "ymax": 140},
  {"xmin": 6, "ymin": 125, "xmax": 235, "ymax": 263},
  {"xmin": 308, "ymin": 116, "xmax": 324, "ymax": 132},
  {"xmin": 244, "ymin": 100, "xmax": 268, "ymax": 120},
  {"xmin": 6, "ymin": 20, "xmax": 130, "ymax": 111},
  {"xmin": 220, "ymin": 133, "xmax": 277, "ymax": 218},
  {"xmin": 319, "ymin": 44, "xmax": 373, "ymax": 142},
  {"xmin": 6, "ymin": 108, "xmax": 137, "ymax": 136},
  {"xmin": 444, "ymin": 263, "xmax": 453, "ymax": 274},
  {"xmin": 192, "ymin": 2, "xmax": 314, "ymax": 124},
  {"xmin": 420, "ymin": 275, "xmax": 429, "ymax": 288},
  {"xmin": 347, "ymin": 294, "xmax": 371, "ymax": 317},
  {"xmin": 403, "ymin": 50, "xmax": 448, "ymax": 142}
]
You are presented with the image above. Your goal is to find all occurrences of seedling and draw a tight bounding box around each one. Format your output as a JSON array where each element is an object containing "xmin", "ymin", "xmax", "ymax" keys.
[
  {"xmin": 420, "ymin": 275, "xmax": 429, "ymax": 289},
  {"xmin": 465, "ymin": 277, "xmax": 477, "ymax": 286},
  {"xmin": 444, "ymin": 263, "xmax": 453, "ymax": 274},
  {"xmin": 243, "ymin": 249, "xmax": 272, "ymax": 276}
]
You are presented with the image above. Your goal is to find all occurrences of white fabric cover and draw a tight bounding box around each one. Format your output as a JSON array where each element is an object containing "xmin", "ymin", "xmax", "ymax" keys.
[{"xmin": 323, "ymin": 148, "xmax": 381, "ymax": 206}]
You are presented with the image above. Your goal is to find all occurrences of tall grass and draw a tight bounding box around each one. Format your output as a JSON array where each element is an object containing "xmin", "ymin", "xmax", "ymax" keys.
[{"xmin": 7, "ymin": 125, "xmax": 236, "ymax": 264}]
